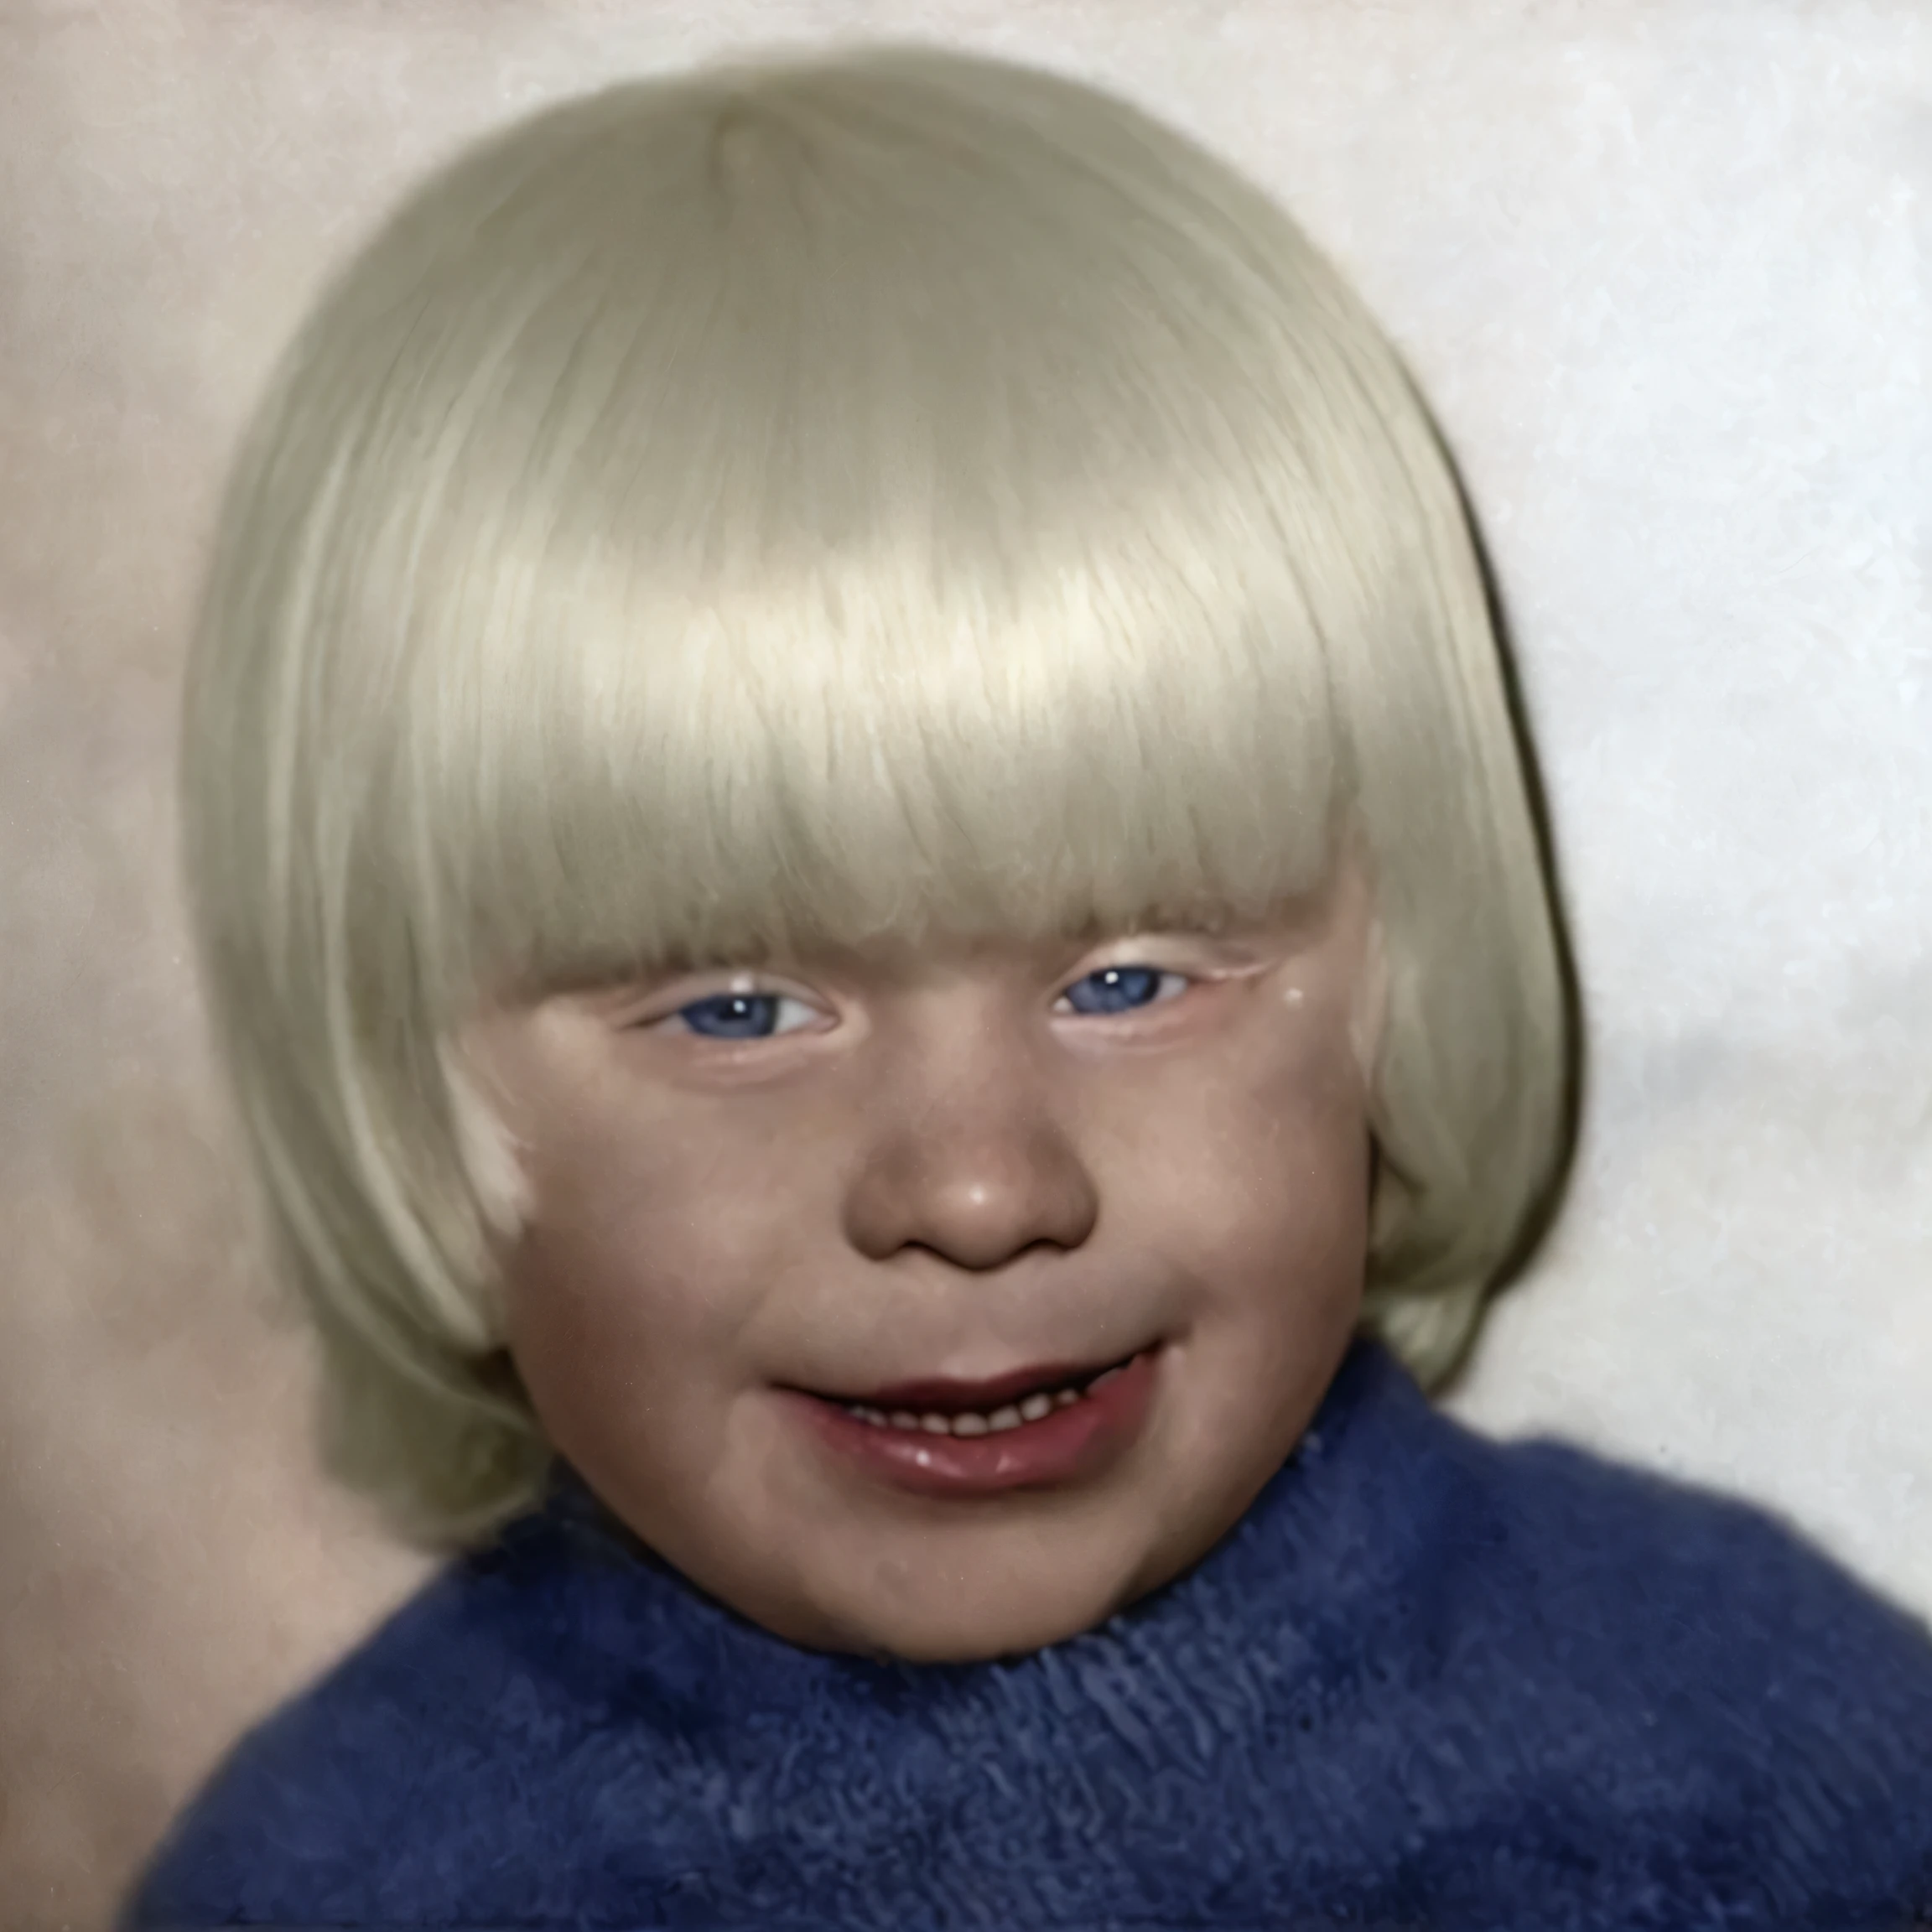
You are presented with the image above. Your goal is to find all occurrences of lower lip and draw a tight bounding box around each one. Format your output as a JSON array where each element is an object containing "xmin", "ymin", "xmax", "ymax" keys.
[{"xmin": 787, "ymin": 1348, "xmax": 1161, "ymax": 1498}]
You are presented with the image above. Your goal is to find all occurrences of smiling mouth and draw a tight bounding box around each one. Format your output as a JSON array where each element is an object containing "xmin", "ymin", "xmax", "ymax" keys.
[
  {"xmin": 785, "ymin": 1346, "xmax": 1163, "ymax": 1498},
  {"xmin": 805, "ymin": 1351, "xmax": 1145, "ymax": 1439}
]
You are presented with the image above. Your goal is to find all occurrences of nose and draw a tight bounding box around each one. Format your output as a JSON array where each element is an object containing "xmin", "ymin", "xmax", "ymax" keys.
[{"xmin": 841, "ymin": 1035, "xmax": 1100, "ymax": 1271}]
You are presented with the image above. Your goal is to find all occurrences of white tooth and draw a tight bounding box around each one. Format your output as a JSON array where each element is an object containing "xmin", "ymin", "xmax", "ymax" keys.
[
  {"xmin": 1053, "ymin": 1388, "xmax": 1081, "ymax": 1407},
  {"xmin": 986, "ymin": 1405, "xmax": 1023, "ymax": 1432},
  {"xmin": 920, "ymin": 1414, "xmax": 952, "ymax": 1435},
  {"xmin": 1019, "ymin": 1392, "xmax": 1053, "ymax": 1422},
  {"xmin": 950, "ymin": 1412, "xmax": 989, "ymax": 1436},
  {"xmin": 890, "ymin": 1411, "xmax": 920, "ymax": 1430},
  {"xmin": 859, "ymin": 1406, "xmax": 888, "ymax": 1426}
]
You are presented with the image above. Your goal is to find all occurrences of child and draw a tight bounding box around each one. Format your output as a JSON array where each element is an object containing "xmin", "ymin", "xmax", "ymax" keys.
[{"xmin": 128, "ymin": 44, "xmax": 1931, "ymax": 1930}]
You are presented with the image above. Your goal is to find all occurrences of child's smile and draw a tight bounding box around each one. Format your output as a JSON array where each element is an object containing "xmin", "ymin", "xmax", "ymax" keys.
[
  {"xmin": 786, "ymin": 1340, "xmax": 1162, "ymax": 1496},
  {"xmin": 463, "ymin": 858, "xmax": 1381, "ymax": 1662}
]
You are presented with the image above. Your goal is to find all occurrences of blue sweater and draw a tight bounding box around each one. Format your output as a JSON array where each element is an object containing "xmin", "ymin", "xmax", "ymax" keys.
[{"xmin": 129, "ymin": 1342, "xmax": 1932, "ymax": 1930}]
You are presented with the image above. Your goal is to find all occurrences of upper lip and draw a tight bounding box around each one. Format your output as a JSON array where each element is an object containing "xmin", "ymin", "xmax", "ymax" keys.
[{"xmin": 821, "ymin": 1352, "xmax": 1141, "ymax": 1413}]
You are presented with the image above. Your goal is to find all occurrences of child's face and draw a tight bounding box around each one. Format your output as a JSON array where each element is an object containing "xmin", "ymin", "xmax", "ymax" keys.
[{"xmin": 468, "ymin": 858, "xmax": 1380, "ymax": 1662}]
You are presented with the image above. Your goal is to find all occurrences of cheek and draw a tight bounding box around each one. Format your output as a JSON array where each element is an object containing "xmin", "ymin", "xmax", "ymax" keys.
[
  {"xmin": 1106, "ymin": 1024, "xmax": 1371, "ymax": 1295},
  {"xmin": 503, "ymin": 1213, "xmax": 772, "ymax": 1502},
  {"xmin": 499, "ymin": 1103, "xmax": 802, "ymax": 1441}
]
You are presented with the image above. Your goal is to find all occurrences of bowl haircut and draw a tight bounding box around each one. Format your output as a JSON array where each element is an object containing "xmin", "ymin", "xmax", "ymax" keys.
[{"xmin": 183, "ymin": 46, "xmax": 1576, "ymax": 1542}]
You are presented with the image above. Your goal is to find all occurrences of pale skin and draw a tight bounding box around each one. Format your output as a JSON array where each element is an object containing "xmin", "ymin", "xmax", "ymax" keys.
[{"xmin": 465, "ymin": 857, "xmax": 1384, "ymax": 1664}]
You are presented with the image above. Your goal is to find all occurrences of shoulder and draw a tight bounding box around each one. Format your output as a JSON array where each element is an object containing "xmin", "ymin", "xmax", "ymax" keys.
[
  {"xmin": 1387, "ymin": 1385, "xmax": 1932, "ymax": 1914},
  {"xmin": 1332, "ymin": 1348, "xmax": 1932, "ymax": 1710},
  {"xmin": 122, "ymin": 1493, "xmax": 664, "ymax": 1929},
  {"xmin": 1452, "ymin": 1410, "xmax": 1932, "ymax": 1696}
]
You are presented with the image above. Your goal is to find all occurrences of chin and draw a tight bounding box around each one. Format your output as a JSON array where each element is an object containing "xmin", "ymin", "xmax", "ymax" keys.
[
  {"xmin": 807, "ymin": 1541, "xmax": 1160, "ymax": 1664},
  {"xmin": 852, "ymin": 1592, "xmax": 1119, "ymax": 1665}
]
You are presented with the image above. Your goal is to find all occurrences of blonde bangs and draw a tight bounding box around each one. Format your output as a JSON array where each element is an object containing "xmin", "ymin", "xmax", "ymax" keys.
[{"xmin": 398, "ymin": 507, "xmax": 1345, "ymax": 1021}]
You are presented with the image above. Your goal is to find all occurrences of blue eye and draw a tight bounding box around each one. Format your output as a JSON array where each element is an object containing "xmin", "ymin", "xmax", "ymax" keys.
[
  {"xmin": 1058, "ymin": 965, "xmax": 1184, "ymax": 1016},
  {"xmin": 671, "ymin": 992, "xmax": 812, "ymax": 1039}
]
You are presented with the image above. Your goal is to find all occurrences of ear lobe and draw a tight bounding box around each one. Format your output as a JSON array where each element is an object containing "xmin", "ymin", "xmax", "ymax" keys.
[
  {"xmin": 1329, "ymin": 823, "xmax": 1386, "ymax": 1088},
  {"xmin": 1348, "ymin": 917, "xmax": 1389, "ymax": 1087},
  {"xmin": 442, "ymin": 1038, "xmax": 538, "ymax": 1238}
]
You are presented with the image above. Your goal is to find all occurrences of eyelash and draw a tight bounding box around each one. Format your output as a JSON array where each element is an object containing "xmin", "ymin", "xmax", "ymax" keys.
[{"xmin": 652, "ymin": 963, "xmax": 1194, "ymax": 1040}]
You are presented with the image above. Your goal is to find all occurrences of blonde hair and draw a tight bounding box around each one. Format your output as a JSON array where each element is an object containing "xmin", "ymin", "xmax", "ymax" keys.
[{"xmin": 183, "ymin": 45, "xmax": 1576, "ymax": 1541}]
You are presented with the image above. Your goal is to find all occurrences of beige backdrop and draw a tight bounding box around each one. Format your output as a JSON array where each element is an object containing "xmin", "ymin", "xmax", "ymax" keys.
[{"xmin": 6, "ymin": 3, "xmax": 1930, "ymax": 1927}]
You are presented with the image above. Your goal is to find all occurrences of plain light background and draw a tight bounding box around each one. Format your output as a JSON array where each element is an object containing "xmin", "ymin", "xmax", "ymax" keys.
[{"xmin": 3, "ymin": 2, "xmax": 1927, "ymax": 1925}]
